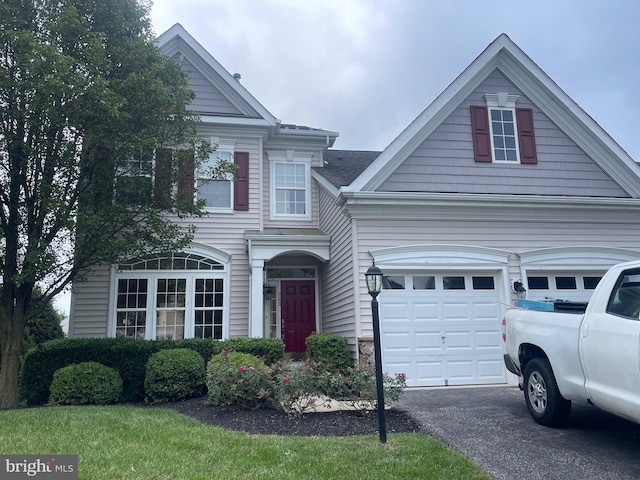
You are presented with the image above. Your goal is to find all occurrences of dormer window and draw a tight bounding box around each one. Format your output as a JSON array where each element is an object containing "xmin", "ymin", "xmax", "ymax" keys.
[{"xmin": 470, "ymin": 92, "xmax": 537, "ymax": 164}]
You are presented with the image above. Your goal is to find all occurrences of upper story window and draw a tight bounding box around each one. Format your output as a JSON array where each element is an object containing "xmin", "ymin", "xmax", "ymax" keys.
[
  {"xmin": 196, "ymin": 138, "xmax": 236, "ymax": 212},
  {"xmin": 470, "ymin": 92, "xmax": 537, "ymax": 165},
  {"xmin": 490, "ymin": 108, "xmax": 518, "ymax": 162},
  {"xmin": 115, "ymin": 148, "xmax": 154, "ymax": 206},
  {"xmin": 268, "ymin": 150, "xmax": 313, "ymax": 219}
]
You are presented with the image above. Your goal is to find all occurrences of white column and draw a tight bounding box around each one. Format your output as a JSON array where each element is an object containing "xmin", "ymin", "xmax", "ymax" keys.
[{"xmin": 249, "ymin": 259, "xmax": 265, "ymax": 338}]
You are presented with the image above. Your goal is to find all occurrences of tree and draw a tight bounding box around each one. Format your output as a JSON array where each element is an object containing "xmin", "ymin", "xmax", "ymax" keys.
[
  {"xmin": 21, "ymin": 289, "xmax": 65, "ymax": 354},
  {"xmin": 0, "ymin": 0, "xmax": 228, "ymax": 407}
]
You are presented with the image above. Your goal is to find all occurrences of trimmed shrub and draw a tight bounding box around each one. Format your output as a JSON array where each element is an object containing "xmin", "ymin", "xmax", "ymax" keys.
[
  {"xmin": 144, "ymin": 349, "xmax": 205, "ymax": 404},
  {"xmin": 222, "ymin": 337, "xmax": 284, "ymax": 365},
  {"xmin": 206, "ymin": 350, "xmax": 274, "ymax": 408},
  {"xmin": 305, "ymin": 333, "xmax": 350, "ymax": 373},
  {"xmin": 20, "ymin": 337, "xmax": 284, "ymax": 406},
  {"xmin": 49, "ymin": 362, "xmax": 122, "ymax": 405}
]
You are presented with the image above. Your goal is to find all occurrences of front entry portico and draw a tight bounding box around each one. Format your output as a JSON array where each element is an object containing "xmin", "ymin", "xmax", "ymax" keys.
[{"xmin": 245, "ymin": 229, "xmax": 330, "ymax": 341}]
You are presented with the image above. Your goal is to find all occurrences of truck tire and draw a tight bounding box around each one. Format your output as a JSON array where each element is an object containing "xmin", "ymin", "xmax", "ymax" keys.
[{"xmin": 523, "ymin": 357, "xmax": 571, "ymax": 426}]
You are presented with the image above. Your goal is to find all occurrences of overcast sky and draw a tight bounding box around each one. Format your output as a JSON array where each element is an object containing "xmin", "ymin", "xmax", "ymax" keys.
[{"xmin": 149, "ymin": 0, "xmax": 640, "ymax": 160}]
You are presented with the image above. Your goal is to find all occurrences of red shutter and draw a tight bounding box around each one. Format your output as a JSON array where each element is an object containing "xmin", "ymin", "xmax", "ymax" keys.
[
  {"xmin": 516, "ymin": 108, "xmax": 538, "ymax": 164},
  {"xmin": 177, "ymin": 150, "xmax": 195, "ymax": 209},
  {"xmin": 470, "ymin": 106, "xmax": 492, "ymax": 163},
  {"xmin": 154, "ymin": 148, "xmax": 172, "ymax": 209},
  {"xmin": 234, "ymin": 152, "xmax": 249, "ymax": 211}
]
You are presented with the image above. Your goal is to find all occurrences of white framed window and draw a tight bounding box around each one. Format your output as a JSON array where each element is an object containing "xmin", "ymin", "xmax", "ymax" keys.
[
  {"xmin": 115, "ymin": 148, "xmax": 154, "ymax": 206},
  {"xmin": 113, "ymin": 252, "xmax": 227, "ymax": 340},
  {"xmin": 268, "ymin": 150, "xmax": 312, "ymax": 219},
  {"xmin": 485, "ymin": 93, "xmax": 521, "ymax": 164},
  {"xmin": 489, "ymin": 108, "xmax": 519, "ymax": 162},
  {"xmin": 196, "ymin": 138, "xmax": 236, "ymax": 212}
]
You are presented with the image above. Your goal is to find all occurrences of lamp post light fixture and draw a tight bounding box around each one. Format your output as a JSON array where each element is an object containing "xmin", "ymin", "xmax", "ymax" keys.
[{"xmin": 365, "ymin": 260, "xmax": 387, "ymax": 443}]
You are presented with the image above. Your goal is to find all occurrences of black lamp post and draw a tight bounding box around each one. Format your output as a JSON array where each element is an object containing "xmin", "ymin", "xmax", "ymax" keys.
[{"xmin": 365, "ymin": 260, "xmax": 386, "ymax": 443}]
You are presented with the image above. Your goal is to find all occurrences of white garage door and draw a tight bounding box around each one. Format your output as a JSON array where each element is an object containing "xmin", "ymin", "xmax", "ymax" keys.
[
  {"xmin": 525, "ymin": 271, "xmax": 604, "ymax": 303},
  {"xmin": 379, "ymin": 272, "xmax": 506, "ymax": 387}
]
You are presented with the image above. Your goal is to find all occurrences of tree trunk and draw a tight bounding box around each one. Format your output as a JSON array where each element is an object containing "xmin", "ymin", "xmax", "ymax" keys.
[{"xmin": 0, "ymin": 314, "xmax": 25, "ymax": 409}]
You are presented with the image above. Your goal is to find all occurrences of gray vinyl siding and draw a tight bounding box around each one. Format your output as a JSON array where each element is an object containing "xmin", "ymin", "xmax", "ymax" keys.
[
  {"xmin": 69, "ymin": 264, "xmax": 111, "ymax": 338},
  {"xmin": 353, "ymin": 217, "xmax": 640, "ymax": 336},
  {"xmin": 178, "ymin": 55, "xmax": 243, "ymax": 116},
  {"xmin": 317, "ymin": 186, "xmax": 357, "ymax": 344},
  {"xmin": 379, "ymin": 70, "xmax": 629, "ymax": 198}
]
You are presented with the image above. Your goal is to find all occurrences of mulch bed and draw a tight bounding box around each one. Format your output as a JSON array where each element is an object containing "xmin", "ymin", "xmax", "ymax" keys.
[{"xmin": 152, "ymin": 396, "xmax": 422, "ymax": 437}]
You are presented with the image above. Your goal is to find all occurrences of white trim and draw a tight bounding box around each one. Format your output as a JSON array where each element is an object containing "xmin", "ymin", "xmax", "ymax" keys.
[
  {"xmin": 267, "ymin": 150, "xmax": 313, "ymax": 220},
  {"xmin": 370, "ymin": 244, "xmax": 510, "ymax": 269},
  {"xmin": 339, "ymin": 191, "xmax": 640, "ymax": 223},
  {"xmin": 519, "ymin": 246, "xmax": 640, "ymax": 270},
  {"xmin": 487, "ymin": 107, "xmax": 521, "ymax": 164},
  {"xmin": 246, "ymin": 232, "xmax": 331, "ymax": 262}
]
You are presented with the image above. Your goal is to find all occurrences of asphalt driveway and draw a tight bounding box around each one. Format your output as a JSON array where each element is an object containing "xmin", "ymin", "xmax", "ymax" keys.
[{"xmin": 398, "ymin": 386, "xmax": 640, "ymax": 480}]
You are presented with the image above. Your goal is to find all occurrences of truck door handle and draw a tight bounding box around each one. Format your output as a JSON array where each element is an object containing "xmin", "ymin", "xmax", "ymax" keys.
[{"xmin": 581, "ymin": 323, "xmax": 589, "ymax": 338}]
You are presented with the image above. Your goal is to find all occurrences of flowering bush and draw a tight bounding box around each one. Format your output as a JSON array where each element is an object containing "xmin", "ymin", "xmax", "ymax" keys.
[
  {"xmin": 205, "ymin": 351, "xmax": 275, "ymax": 408},
  {"xmin": 204, "ymin": 352, "xmax": 407, "ymax": 414},
  {"xmin": 271, "ymin": 360, "xmax": 407, "ymax": 414}
]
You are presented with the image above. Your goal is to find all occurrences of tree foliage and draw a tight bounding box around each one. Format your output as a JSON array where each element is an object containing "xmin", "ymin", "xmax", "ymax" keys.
[{"xmin": 0, "ymin": 0, "xmax": 218, "ymax": 407}]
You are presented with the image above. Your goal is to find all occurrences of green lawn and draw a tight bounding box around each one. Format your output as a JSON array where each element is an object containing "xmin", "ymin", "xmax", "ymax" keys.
[{"xmin": 0, "ymin": 406, "xmax": 491, "ymax": 479}]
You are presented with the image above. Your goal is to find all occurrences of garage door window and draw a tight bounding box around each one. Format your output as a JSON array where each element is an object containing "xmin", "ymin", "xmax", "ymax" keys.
[
  {"xmin": 555, "ymin": 277, "xmax": 577, "ymax": 290},
  {"xmin": 527, "ymin": 277, "xmax": 549, "ymax": 290},
  {"xmin": 443, "ymin": 276, "xmax": 465, "ymax": 290},
  {"xmin": 383, "ymin": 276, "xmax": 405, "ymax": 289},
  {"xmin": 413, "ymin": 276, "xmax": 436, "ymax": 290},
  {"xmin": 472, "ymin": 276, "xmax": 495, "ymax": 290},
  {"xmin": 584, "ymin": 277, "xmax": 601, "ymax": 289}
]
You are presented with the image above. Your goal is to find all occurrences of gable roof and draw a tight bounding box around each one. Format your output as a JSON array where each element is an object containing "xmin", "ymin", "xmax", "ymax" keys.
[
  {"xmin": 157, "ymin": 24, "xmax": 339, "ymax": 146},
  {"xmin": 157, "ymin": 23, "xmax": 278, "ymax": 126},
  {"xmin": 343, "ymin": 34, "xmax": 640, "ymax": 198}
]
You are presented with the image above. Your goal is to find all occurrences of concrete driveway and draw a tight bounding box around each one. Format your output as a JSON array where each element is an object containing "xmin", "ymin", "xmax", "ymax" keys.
[{"xmin": 398, "ymin": 386, "xmax": 640, "ymax": 480}]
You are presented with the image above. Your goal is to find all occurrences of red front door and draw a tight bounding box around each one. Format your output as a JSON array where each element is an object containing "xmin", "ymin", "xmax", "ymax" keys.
[{"xmin": 281, "ymin": 280, "xmax": 316, "ymax": 353}]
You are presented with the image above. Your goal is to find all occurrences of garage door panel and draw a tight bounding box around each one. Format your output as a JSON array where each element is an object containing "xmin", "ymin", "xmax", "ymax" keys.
[
  {"xmin": 382, "ymin": 332, "xmax": 412, "ymax": 352},
  {"xmin": 478, "ymin": 358, "xmax": 507, "ymax": 379},
  {"xmin": 415, "ymin": 332, "xmax": 443, "ymax": 352},
  {"xmin": 476, "ymin": 330, "xmax": 503, "ymax": 348},
  {"xmin": 382, "ymin": 302, "xmax": 410, "ymax": 320},
  {"xmin": 472, "ymin": 302, "xmax": 500, "ymax": 318},
  {"xmin": 414, "ymin": 361, "xmax": 446, "ymax": 386},
  {"xmin": 442, "ymin": 302, "xmax": 470, "ymax": 319},
  {"xmin": 444, "ymin": 331, "xmax": 472, "ymax": 350},
  {"xmin": 413, "ymin": 302, "xmax": 440, "ymax": 321}
]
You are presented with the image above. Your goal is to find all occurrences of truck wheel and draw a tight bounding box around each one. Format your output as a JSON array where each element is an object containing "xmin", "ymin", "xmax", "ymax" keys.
[{"xmin": 523, "ymin": 358, "xmax": 571, "ymax": 426}]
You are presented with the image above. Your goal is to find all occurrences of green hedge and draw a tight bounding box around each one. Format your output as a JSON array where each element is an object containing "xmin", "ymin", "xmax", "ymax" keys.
[
  {"xmin": 305, "ymin": 333, "xmax": 351, "ymax": 373},
  {"xmin": 20, "ymin": 337, "xmax": 284, "ymax": 405}
]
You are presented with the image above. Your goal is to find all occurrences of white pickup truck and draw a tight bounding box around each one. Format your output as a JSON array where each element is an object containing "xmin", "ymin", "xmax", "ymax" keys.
[{"xmin": 503, "ymin": 260, "xmax": 640, "ymax": 426}]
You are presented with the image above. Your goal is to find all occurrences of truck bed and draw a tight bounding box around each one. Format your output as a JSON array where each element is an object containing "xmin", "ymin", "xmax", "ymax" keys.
[{"xmin": 516, "ymin": 298, "xmax": 588, "ymax": 314}]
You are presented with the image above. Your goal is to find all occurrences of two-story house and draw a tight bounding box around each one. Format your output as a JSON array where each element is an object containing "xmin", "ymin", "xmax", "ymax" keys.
[{"xmin": 70, "ymin": 25, "xmax": 640, "ymax": 387}]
